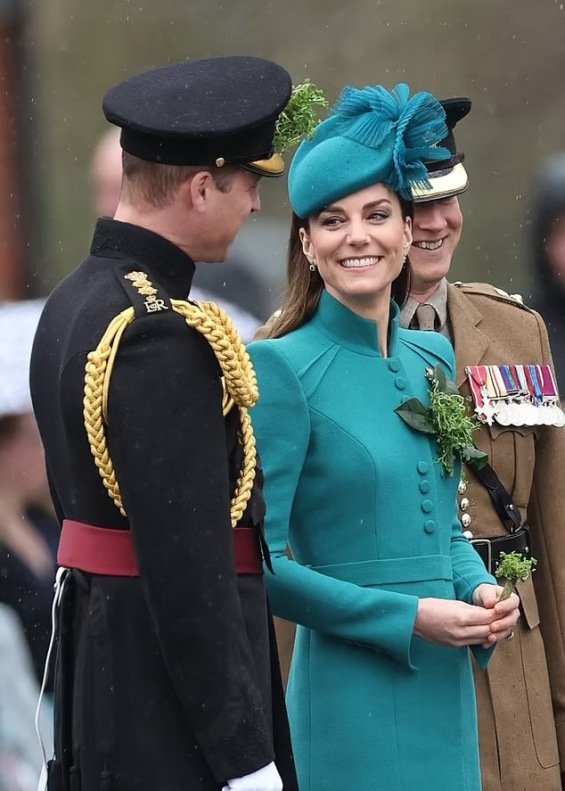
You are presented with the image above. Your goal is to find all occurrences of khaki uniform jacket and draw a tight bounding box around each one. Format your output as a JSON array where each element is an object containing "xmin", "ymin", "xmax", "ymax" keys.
[
  {"xmin": 272, "ymin": 281, "xmax": 565, "ymax": 791},
  {"xmin": 448, "ymin": 281, "xmax": 564, "ymax": 791}
]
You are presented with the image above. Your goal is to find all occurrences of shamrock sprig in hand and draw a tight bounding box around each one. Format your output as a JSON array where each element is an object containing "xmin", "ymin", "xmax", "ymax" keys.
[
  {"xmin": 395, "ymin": 365, "xmax": 488, "ymax": 476},
  {"xmin": 495, "ymin": 551, "xmax": 537, "ymax": 601}
]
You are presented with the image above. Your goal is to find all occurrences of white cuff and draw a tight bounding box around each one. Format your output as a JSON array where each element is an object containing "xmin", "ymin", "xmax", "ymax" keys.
[{"xmin": 222, "ymin": 761, "xmax": 283, "ymax": 791}]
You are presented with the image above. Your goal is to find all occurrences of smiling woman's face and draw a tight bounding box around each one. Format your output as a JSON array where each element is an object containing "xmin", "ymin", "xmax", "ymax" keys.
[{"xmin": 299, "ymin": 183, "xmax": 412, "ymax": 315}]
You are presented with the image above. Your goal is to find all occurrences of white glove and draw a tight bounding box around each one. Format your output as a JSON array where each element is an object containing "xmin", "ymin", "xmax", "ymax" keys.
[{"xmin": 222, "ymin": 761, "xmax": 283, "ymax": 791}]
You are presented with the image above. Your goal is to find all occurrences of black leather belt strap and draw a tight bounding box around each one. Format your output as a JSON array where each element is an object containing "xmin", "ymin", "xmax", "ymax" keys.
[
  {"xmin": 471, "ymin": 526, "xmax": 532, "ymax": 576},
  {"xmin": 467, "ymin": 460, "xmax": 522, "ymax": 532},
  {"xmin": 466, "ymin": 460, "xmax": 533, "ymax": 574}
]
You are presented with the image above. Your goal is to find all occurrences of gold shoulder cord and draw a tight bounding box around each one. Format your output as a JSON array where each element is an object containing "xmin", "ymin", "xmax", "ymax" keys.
[{"xmin": 83, "ymin": 288, "xmax": 259, "ymax": 528}]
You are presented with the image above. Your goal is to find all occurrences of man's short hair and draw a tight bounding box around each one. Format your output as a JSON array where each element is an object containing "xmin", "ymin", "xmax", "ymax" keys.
[{"xmin": 121, "ymin": 152, "xmax": 239, "ymax": 208}]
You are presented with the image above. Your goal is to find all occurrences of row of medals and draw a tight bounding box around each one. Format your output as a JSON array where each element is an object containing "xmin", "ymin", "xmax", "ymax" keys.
[
  {"xmin": 465, "ymin": 364, "xmax": 565, "ymax": 428},
  {"xmin": 488, "ymin": 397, "xmax": 565, "ymax": 427}
]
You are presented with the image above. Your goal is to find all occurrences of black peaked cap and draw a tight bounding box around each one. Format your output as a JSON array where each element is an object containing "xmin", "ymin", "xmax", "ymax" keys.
[
  {"xmin": 411, "ymin": 95, "xmax": 472, "ymax": 202},
  {"xmin": 426, "ymin": 97, "xmax": 471, "ymax": 172},
  {"xmin": 103, "ymin": 56, "xmax": 292, "ymax": 167}
]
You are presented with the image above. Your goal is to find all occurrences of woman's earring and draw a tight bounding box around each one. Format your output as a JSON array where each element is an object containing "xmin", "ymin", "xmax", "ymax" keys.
[{"xmin": 309, "ymin": 262, "xmax": 316, "ymax": 272}]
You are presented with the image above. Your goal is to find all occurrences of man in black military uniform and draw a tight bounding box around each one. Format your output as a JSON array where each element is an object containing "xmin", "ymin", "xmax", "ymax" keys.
[{"xmin": 30, "ymin": 56, "xmax": 297, "ymax": 791}]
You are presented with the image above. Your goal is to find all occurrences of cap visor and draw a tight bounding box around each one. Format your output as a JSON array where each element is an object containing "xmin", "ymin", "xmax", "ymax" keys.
[
  {"xmin": 411, "ymin": 162, "xmax": 469, "ymax": 203},
  {"xmin": 243, "ymin": 153, "xmax": 285, "ymax": 178}
]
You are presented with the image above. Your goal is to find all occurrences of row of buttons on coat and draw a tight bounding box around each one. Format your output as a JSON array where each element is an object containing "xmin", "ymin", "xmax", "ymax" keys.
[
  {"xmin": 415, "ymin": 464, "xmax": 474, "ymax": 537},
  {"xmin": 416, "ymin": 461, "xmax": 435, "ymax": 533},
  {"xmin": 388, "ymin": 358, "xmax": 407, "ymax": 390}
]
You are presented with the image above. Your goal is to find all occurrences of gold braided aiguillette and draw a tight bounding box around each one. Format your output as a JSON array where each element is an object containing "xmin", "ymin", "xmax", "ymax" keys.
[{"xmin": 83, "ymin": 296, "xmax": 259, "ymax": 526}]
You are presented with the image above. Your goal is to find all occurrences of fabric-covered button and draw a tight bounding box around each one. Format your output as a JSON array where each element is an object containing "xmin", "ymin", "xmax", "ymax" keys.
[
  {"xmin": 417, "ymin": 461, "xmax": 429, "ymax": 475},
  {"xmin": 424, "ymin": 520, "xmax": 435, "ymax": 534},
  {"xmin": 388, "ymin": 358, "xmax": 400, "ymax": 373},
  {"xmin": 419, "ymin": 481, "xmax": 430, "ymax": 494},
  {"xmin": 395, "ymin": 377, "xmax": 406, "ymax": 390},
  {"xmin": 421, "ymin": 499, "xmax": 433, "ymax": 514}
]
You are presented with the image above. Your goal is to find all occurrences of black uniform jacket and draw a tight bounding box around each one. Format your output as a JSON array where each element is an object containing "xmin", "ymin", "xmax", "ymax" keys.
[{"xmin": 30, "ymin": 219, "xmax": 296, "ymax": 791}]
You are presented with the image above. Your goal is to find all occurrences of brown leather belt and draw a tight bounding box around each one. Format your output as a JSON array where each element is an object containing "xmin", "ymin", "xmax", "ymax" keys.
[
  {"xmin": 471, "ymin": 526, "xmax": 531, "ymax": 576},
  {"xmin": 58, "ymin": 519, "xmax": 263, "ymax": 576}
]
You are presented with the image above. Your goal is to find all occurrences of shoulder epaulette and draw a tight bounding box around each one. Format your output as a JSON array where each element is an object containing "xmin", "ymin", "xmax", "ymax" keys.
[
  {"xmin": 117, "ymin": 267, "xmax": 172, "ymax": 318},
  {"xmin": 452, "ymin": 281, "xmax": 532, "ymax": 312}
]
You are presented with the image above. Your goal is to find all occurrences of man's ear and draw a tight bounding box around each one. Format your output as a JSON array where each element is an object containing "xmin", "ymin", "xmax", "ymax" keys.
[{"xmin": 186, "ymin": 170, "xmax": 215, "ymax": 213}]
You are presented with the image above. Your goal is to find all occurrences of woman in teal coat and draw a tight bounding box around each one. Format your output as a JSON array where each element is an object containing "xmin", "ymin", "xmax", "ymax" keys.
[{"xmin": 248, "ymin": 85, "xmax": 520, "ymax": 791}]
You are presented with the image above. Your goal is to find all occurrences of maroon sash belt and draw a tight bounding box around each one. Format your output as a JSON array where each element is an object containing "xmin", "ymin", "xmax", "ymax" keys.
[{"xmin": 58, "ymin": 519, "xmax": 263, "ymax": 576}]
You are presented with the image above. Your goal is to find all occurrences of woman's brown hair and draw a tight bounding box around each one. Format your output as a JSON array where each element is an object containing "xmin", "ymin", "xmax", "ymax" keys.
[{"xmin": 267, "ymin": 197, "xmax": 414, "ymax": 339}]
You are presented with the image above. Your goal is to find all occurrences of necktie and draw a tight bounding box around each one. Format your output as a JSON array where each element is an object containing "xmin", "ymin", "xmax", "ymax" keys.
[{"xmin": 415, "ymin": 303, "xmax": 437, "ymax": 331}]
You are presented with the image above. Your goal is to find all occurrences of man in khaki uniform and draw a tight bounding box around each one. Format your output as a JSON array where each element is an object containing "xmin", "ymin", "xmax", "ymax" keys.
[
  {"xmin": 401, "ymin": 97, "xmax": 565, "ymax": 791},
  {"xmin": 268, "ymin": 96, "xmax": 565, "ymax": 791}
]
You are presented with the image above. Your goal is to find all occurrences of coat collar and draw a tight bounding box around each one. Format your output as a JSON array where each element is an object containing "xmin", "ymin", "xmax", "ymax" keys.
[
  {"xmin": 447, "ymin": 282, "xmax": 490, "ymax": 387},
  {"xmin": 400, "ymin": 277, "xmax": 448, "ymax": 332},
  {"xmin": 313, "ymin": 289, "xmax": 401, "ymax": 357},
  {"xmin": 90, "ymin": 218, "xmax": 196, "ymax": 299}
]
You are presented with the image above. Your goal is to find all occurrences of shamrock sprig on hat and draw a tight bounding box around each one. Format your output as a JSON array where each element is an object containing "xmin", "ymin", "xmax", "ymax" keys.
[
  {"xmin": 395, "ymin": 365, "xmax": 488, "ymax": 477},
  {"xmin": 272, "ymin": 80, "xmax": 328, "ymax": 154}
]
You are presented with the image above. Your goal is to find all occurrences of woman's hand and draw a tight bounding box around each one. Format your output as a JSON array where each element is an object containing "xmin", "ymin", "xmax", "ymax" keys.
[
  {"xmin": 414, "ymin": 586, "xmax": 521, "ymax": 649},
  {"xmin": 472, "ymin": 583, "xmax": 520, "ymax": 647},
  {"xmin": 414, "ymin": 598, "xmax": 498, "ymax": 647}
]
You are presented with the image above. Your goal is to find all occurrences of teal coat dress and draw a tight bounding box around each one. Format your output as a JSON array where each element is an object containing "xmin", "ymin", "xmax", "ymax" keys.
[{"xmin": 248, "ymin": 291, "xmax": 496, "ymax": 791}]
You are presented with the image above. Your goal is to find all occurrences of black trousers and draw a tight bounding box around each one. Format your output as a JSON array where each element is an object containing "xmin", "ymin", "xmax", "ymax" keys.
[{"xmin": 50, "ymin": 571, "xmax": 297, "ymax": 791}]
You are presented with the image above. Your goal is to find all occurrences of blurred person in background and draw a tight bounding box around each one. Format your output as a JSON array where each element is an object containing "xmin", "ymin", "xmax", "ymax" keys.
[
  {"xmin": 401, "ymin": 98, "xmax": 565, "ymax": 791},
  {"xmin": 529, "ymin": 152, "xmax": 565, "ymax": 393},
  {"xmin": 91, "ymin": 127, "xmax": 265, "ymax": 341},
  {"xmin": 0, "ymin": 299, "xmax": 59, "ymax": 686},
  {"xmin": 0, "ymin": 603, "xmax": 49, "ymax": 791},
  {"xmin": 90, "ymin": 126, "xmax": 123, "ymax": 220}
]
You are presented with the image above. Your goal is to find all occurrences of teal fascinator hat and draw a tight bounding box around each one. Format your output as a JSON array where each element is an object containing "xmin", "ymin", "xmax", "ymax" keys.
[{"xmin": 288, "ymin": 83, "xmax": 450, "ymax": 219}]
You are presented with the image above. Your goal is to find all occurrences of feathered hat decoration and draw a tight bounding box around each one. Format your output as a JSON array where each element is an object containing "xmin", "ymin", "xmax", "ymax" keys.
[{"xmin": 288, "ymin": 82, "xmax": 450, "ymax": 218}]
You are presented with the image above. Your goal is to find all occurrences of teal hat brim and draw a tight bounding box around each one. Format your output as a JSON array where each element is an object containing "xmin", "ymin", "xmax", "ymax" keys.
[{"xmin": 289, "ymin": 133, "xmax": 396, "ymax": 218}]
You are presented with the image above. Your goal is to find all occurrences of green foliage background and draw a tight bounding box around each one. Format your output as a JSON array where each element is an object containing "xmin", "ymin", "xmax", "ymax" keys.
[{"xmin": 24, "ymin": 0, "xmax": 565, "ymax": 301}]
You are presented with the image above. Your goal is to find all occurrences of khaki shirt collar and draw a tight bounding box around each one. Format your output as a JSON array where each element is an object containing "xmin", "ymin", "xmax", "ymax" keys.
[{"xmin": 400, "ymin": 277, "xmax": 449, "ymax": 335}]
